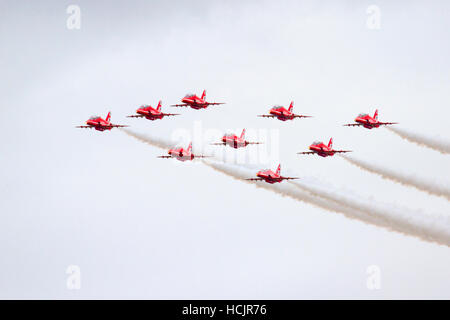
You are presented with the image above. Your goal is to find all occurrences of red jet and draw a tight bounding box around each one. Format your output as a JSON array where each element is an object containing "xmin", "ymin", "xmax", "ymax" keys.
[
  {"xmin": 76, "ymin": 112, "xmax": 128, "ymax": 131},
  {"xmin": 171, "ymin": 90, "xmax": 225, "ymax": 110},
  {"xmin": 298, "ymin": 138, "xmax": 352, "ymax": 157},
  {"xmin": 158, "ymin": 142, "xmax": 209, "ymax": 162},
  {"xmin": 258, "ymin": 101, "xmax": 311, "ymax": 121},
  {"xmin": 246, "ymin": 164, "xmax": 298, "ymax": 184},
  {"xmin": 127, "ymin": 101, "xmax": 179, "ymax": 121},
  {"xmin": 211, "ymin": 129, "xmax": 262, "ymax": 149},
  {"xmin": 343, "ymin": 109, "xmax": 397, "ymax": 129}
]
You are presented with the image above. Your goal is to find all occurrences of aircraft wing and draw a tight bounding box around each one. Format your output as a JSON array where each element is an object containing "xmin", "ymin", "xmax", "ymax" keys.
[
  {"xmin": 171, "ymin": 104, "xmax": 189, "ymax": 107},
  {"xmin": 110, "ymin": 124, "xmax": 129, "ymax": 128},
  {"xmin": 210, "ymin": 142, "xmax": 226, "ymax": 145},
  {"xmin": 297, "ymin": 151, "xmax": 315, "ymax": 155},
  {"xmin": 157, "ymin": 155, "xmax": 172, "ymax": 158},
  {"xmin": 75, "ymin": 125, "xmax": 93, "ymax": 129},
  {"xmin": 246, "ymin": 142, "xmax": 263, "ymax": 145},
  {"xmin": 193, "ymin": 155, "xmax": 211, "ymax": 158},
  {"xmin": 333, "ymin": 150, "xmax": 352, "ymax": 154},
  {"xmin": 281, "ymin": 177, "xmax": 299, "ymax": 181},
  {"xmin": 205, "ymin": 102, "xmax": 225, "ymax": 106},
  {"xmin": 161, "ymin": 113, "xmax": 180, "ymax": 117},
  {"xmin": 378, "ymin": 122, "xmax": 398, "ymax": 126},
  {"xmin": 127, "ymin": 115, "xmax": 145, "ymax": 118},
  {"xmin": 245, "ymin": 178, "xmax": 265, "ymax": 181},
  {"xmin": 293, "ymin": 114, "xmax": 312, "ymax": 118},
  {"xmin": 257, "ymin": 115, "xmax": 277, "ymax": 118},
  {"xmin": 343, "ymin": 123, "xmax": 364, "ymax": 127}
]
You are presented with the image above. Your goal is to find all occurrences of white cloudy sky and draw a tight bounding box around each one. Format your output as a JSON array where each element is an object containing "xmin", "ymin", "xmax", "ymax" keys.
[{"xmin": 0, "ymin": 0, "xmax": 449, "ymax": 298}]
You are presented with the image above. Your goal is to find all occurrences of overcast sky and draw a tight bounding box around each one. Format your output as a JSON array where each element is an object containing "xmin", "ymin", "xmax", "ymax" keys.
[{"xmin": 0, "ymin": 0, "xmax": 449, "ymax": 299}]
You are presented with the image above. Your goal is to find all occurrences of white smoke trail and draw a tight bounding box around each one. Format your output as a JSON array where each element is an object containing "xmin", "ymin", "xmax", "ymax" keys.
[
  {"xmin": 204, "ymin": 160, "xmax": 450, "ymax": 246},
  {"xmin": 290, "ymin": 178, "xmax": 450, "ymax": 247},
  {"xmin": 341, "ymin": 155, "xmax": 450, "ymax": 202},
  {"xmin": 120, "ymin": 128, "xmax": 173, "ymax": 150},
  {"xmin": 387, "ymin": 127, "xmax": 450, "ymax": 155},
  {"xmin": 202, "ymin": 160, "xmax": 371, "ymax": 220}
]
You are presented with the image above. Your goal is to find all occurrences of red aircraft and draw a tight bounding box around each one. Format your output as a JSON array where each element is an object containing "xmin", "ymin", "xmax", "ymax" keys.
[
  {"xmin": 258, "ymin": 101, "xmax": 311, "ymax": 121},
  {"xmin": 343, "ymin": 109, "xmax": 397, "ymax": 129},
  {"xmin": 158, "ymin": 142, "xmax": 209, "ymax": 162},
  {"xmin": 127, "ymin": 101, "xmax": 179, "ymax": 121},
  {"xmin": 211, "ymin": 129, "xmax": 262, "ymax": 149},
  {"xmin": 76, "ymin": 112, "xmax": 128, "ymax": 131},
  {"xmin": 298, "ymin": 138, "xmax": 352, "ymax": 157},
  {"xmin": 246, "ymin": 164, "xmax": 298, "ymax": 184},
  {"xmin": 171, "ymin": 90, "xmax": 225, "ymax": 110}
]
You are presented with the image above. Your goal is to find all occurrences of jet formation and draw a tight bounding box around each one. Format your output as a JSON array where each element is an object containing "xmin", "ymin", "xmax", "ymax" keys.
[{"xmin": 77, "ymin": 90, "xmax": 398, "ymax": 183}]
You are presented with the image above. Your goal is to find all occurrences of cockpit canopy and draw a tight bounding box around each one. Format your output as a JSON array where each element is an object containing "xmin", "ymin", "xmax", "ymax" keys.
[
  {"xmin": 224, "ymin": 131, "xmax": 235, "ymax": 136},
  {"xmin": 139, "ymin": 105, "xmax": 150, "ymax": 109},
  {"xmin": 184, "ymin": 93, "xmax": 195, "ymax": 98},
  {"xmin": 358, "ymin": 113, "xmax": 369, "ymax": 117},
  {"xmin": 272, "ymin": 105, "xmax": 284, "ymax": 110},
  {"xmin": 89, "ymin": 115, "xmax": 100, "ymax": 120},
  {"xmin": 312, "ymin": 141, "xmax": 323, "ymax": 146}
]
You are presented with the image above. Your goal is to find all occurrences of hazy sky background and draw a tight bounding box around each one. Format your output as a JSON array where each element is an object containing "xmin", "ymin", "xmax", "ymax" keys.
[{"xmin": 1, "ymin": 0, "xmax": 449, "ymax": 298}]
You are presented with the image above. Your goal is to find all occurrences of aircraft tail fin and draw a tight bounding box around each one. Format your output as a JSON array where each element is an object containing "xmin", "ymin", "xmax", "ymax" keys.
[
  {"xmin": 288, "ymin": 101, "xmax": 294, "ymax": 112},
  {"xmin": 328, "ymin": 137, "xmax": 333, "ymax": 148},
  {"xmin": 187, "ymin": 142, "xmax": 192, "ymax": 153},
  {"xmin": 240, "ymin": 129, "xmax": 246, "ymax": 139},
  {"xmin": 157, "ymin": 100, "xmax": 162, "ymax": 111},
  {"xmin": 106, "ymin": 112, "xmax": 111, "ymax": 123},
  {"xmin": 374, "ymin": 109, "xmax": 378, "ymax": 120},
  {"xmin": 276, "ymin": 164, "xmax": 281, "ymax": 175},
  {"xmin": 201, "ymin": 90, "xmax": 206, "ymax": 100}
]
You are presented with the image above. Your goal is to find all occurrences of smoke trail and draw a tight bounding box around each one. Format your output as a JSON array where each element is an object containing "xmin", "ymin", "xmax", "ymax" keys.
[
  {"xmin": 120, "ymin": 128, "xmax": 173, "ymax": 150},
  {"xmin": 341, "ymin": 155, "xmax": 450, "ymax": 202},
  {"xmin": 290, "ymin": 179, "xmax": 450, "ymax": 246},
  {"xmin": 203, "ymin": 160, "xmax": 371, "ymax": 220},
  {"xmin": 204, "ymin": 160, "xmax": 450, "ymax": 246},
  {"xmin": 387, "ymin": 127, "xmax": 450, "ymax": 155},
  {"xmin": 120, "ymin": 128, "xmax": 171, "ymax": 149}
]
